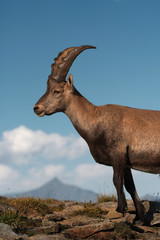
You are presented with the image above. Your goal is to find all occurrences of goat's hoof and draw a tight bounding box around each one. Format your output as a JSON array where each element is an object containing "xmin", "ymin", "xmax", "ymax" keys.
[
  {"xmin": 116, "ymin": 206, "xmax": 128, "ymax": 215},
  {"xmin": 134, "ymin": 219, "xmax": 144, "ymax": 226},
  {"xmin": 133, "ymin": 216, "xmax": 145, "ymax": 225}
]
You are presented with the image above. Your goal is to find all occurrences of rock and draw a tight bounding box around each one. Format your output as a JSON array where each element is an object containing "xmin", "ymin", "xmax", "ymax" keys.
[
  {"xmin": 140, "ymin": 226, "xmax": 158, "ymax": 235},
  {"xmin": 59, "ymin": 219, "xmax": 75, "ymax": 229},
  {"xmin": 107, "ymin": 210, "xmax": 123, "ymax": 219},
  {"xmin": 63, "ymin": 221, "xmax": 114, "ymax": 239},
  {"xmin": 0, "ymin": 237, "xmax": 15, "ymax": 240},
  {"xmin": 60, "ymin": 215, "xmax": 104, "ymax": 230},
  {"xmin": 0, "ymin": 223, "xmax": 28, "ymax": 240},
  {"xmin": 42, "ymin": 214, "xmax": 65, "ymax": 227},
  {"xmin": 126, "ymin": 200, "xmax": 136, "ymax": 213},
  {"xmin": 143, "ymin": 200, "xmax": 150, "ymax": 211},
  {"xmin": 132, "ymin": 225, "xmax": 158, "ymax": 235},
  {"xmin": 47, "ymin": 214, "xmax": 64, "ymax": 222},
  {"xmin": 27, "ymin": 223, "xmax": 61, "ymax": 235},
  {"xmin": 85, "ymin": 231, "xmax": 111, "ymax": 240},
  {"xmin": 29, "ymin": 234, "xmax": 68, "ymax": 240},
  {"xmin": 151, "ymin": 213, "xmax": 160, "ymax": 226},
  {"xmin": 97, "ymin": 201, "xmax": 117, "ymax": 212},
  {"xmin": 111, "ymin": 216, "xmax": 128, "ymax": 224},
  {"xmin": 60, "ymin": 204, "xmax": 84, "ymax": 218},
  {"xmin": 0, "ymin": 198, "xmax": 160, "ymax": 239},
  {"xmin": 65, "ymin": 204, "xmax": 84, "ymax": 213},
  {"xmin": 0, "ymin": 223, "xmax": 17, "ymax": 238},
  {"xmin": 125, "ymin": 213, "xmax": 135, "ymax": 224},
  {"xmin": 112, "ymin": 212, "xmax": 135, "ymax": 224}
]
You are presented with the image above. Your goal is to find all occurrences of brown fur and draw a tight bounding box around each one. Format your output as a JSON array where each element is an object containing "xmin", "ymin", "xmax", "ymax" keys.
[{"xmin": 34, "ymin": 46, "xmax": 160, "ymax": 221}]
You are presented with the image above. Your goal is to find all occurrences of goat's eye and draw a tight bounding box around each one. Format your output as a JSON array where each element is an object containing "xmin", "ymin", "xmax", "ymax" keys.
[{"xmin": 53, "ymin": 90, "xmax": 60, "ymax": 94}]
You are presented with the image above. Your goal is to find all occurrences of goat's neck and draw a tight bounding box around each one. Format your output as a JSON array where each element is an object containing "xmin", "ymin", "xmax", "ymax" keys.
[{"xmin": 64, "ymin": 89, "xmax": 97, "ymax": 141}]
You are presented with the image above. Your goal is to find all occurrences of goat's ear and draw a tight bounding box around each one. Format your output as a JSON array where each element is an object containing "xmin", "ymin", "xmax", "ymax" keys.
[{"xmin": 67, "ymin": 74, "xmax": 73, "ymax": 90}]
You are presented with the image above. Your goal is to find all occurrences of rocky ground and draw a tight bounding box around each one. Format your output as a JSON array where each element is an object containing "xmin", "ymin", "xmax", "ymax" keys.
[{"xmin": 0, "ymin": 197, "xmax": 160, "ymax": 240}]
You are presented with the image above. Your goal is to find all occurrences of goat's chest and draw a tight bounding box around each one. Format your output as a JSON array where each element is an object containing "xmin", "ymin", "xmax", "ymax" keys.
[
  {"xmin": 88, "ymin": 143, "xmax": 113, "ymax": 166},
  {"xmin": 86, "ymin": 128, "xmax": 123, "ymax": 166}
]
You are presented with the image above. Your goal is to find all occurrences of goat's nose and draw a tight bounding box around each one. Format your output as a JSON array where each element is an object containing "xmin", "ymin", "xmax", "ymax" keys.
[
  {"xmin": 33, "ymin": 104, "xmax": 45, "ymax": 117},
  {"xmin": 33, "ymin": 105, "xmax": 40, "ymax": 113},
  {"xmin": 33, "ymin": 105, "xmax": 39, "ymax": 112}
]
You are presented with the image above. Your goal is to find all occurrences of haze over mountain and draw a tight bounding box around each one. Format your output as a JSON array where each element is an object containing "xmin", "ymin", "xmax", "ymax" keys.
[{"xmin": 8, "ymin": 178, "xmax": 97, "ymax": 202}]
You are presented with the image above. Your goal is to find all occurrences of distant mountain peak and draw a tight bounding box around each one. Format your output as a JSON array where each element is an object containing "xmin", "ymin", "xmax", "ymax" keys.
[{"xmin": 8, "ymin": 177, "xmax": 97, "ymax": 202}]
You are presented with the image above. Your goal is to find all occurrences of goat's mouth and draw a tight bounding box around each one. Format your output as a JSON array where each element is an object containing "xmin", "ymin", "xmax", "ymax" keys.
[
  {"xmin": 33, "ymin": 105, "xmax": 45, "ymax": 117},
  {"xmin": 37, "ymin": 110, "xmax": 45, "ymax": 117}
]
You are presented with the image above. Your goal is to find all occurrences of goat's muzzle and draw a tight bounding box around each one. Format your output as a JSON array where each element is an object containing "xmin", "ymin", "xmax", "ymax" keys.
[{"xmin": 33, "ymin": 104, "xmax": 45, "ymax": 117}]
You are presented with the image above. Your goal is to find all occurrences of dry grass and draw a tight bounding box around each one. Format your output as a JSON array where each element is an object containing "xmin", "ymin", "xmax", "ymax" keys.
[
  {"xmin": 73, "ymin": 202, "xmax": 108, "ymax": 218},
  {"xmin": 0, "ymin": 196, "xmax": 64, "ymax": 235},
  {"xmin": 0, "ymin": 208, "xmax": 41, "ymax": 234},
  {"xmin": 109, "ymin": 222, "xmax": 138, "ymax": 239},
  {"xmin": 97, "ymin": 194, "xmax": 117, "ymax": 203},
  {"xmin": 0, "ymin": 197, "xmax": 53, "ymax": 216}
]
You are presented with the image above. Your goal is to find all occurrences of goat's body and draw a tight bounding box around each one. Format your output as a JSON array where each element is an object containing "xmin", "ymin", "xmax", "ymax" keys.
[
  {"xmin": 34, "ymin": 45, "xmax": 160, "ymax": 222},
  {"xmin": 94, "ymin": 104, "xmax": 160, "ymax": 174},
  {"xmin": 65, "ymin": 93, "xmax": 160, "ymax": 174},
  {"xmin": 65, "ymin": 95, "xmax": 160, "ymax": 222}
]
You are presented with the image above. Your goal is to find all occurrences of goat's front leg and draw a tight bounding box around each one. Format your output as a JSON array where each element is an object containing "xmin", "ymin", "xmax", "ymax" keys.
[{"xmin": 113, "ymin": 165, "xmax": 127, "ymax": 215}]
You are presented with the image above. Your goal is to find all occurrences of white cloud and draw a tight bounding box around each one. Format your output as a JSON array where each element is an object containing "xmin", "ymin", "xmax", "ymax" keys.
[
  {"xmin": 44, "ymin": 164, "xmax": 65, "ymax": 177},
  {"xmin": 0, "ymin": 126, "xmax": 90, "ymax": 194},
  {"xmin": 29, "ymin": 164, "xmax": 65, "ymax": 180},
  {"xmin": 0, "ymin": 164, "xmax": 19, "ymax": 181},
  {"xmin": 0, "ymin": 163, "xmax": 66, "ymax": 194},
  {"xmin": 75, "ymin": 163, "xmax": 112, "ymax": 178},
  {"xmin": 58, "ymin": 163, "xmax": 114, "ymax": 195},
  {"xmin": 21, "ymin": 164, "xmax": 65, "ymax": 190},
  {"xmin": 0, "ymin": 164, "xmax": 20, "ymax": 194},
  {"xmin": 0, "ymin": 126, "xmax": 87, "ymax": 165}
]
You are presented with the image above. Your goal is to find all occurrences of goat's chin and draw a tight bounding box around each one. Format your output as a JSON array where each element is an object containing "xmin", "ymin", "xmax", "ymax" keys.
[
  {"xmin": 37, "ymin": 108, "xmax": 57, "ymax": 116},
  {"xmin": 45, "ymin": 110, "xmax": 59, "ymax": 116},
  {"xmin": 37, "ymin": 111, "xmax": 45, "ymax": 117},
  {"xmin": 45, "ymin": 112, "xmax": 55, "ymax": 116}
]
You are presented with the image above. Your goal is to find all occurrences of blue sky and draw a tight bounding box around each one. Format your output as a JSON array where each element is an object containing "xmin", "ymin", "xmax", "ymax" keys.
[{"xmin": 0, "ymin": 0, "xmax": 160, "ymax": 198}]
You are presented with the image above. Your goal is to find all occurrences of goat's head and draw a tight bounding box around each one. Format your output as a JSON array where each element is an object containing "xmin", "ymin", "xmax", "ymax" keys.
[{"xmin": 33, "ymin": 45, "xmax": 96, "ymax": 117}]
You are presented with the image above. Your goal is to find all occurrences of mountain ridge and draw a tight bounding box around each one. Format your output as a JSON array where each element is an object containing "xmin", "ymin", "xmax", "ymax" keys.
[{"xmin": 8, "ymin": 177, "xmax": 97, "ymax": 202}]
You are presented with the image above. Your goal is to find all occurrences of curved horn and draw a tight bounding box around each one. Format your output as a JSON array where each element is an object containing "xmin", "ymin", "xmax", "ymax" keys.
[{"xmin": 50, "ymin": 45, "xmax": 96, "ymax": 82}]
